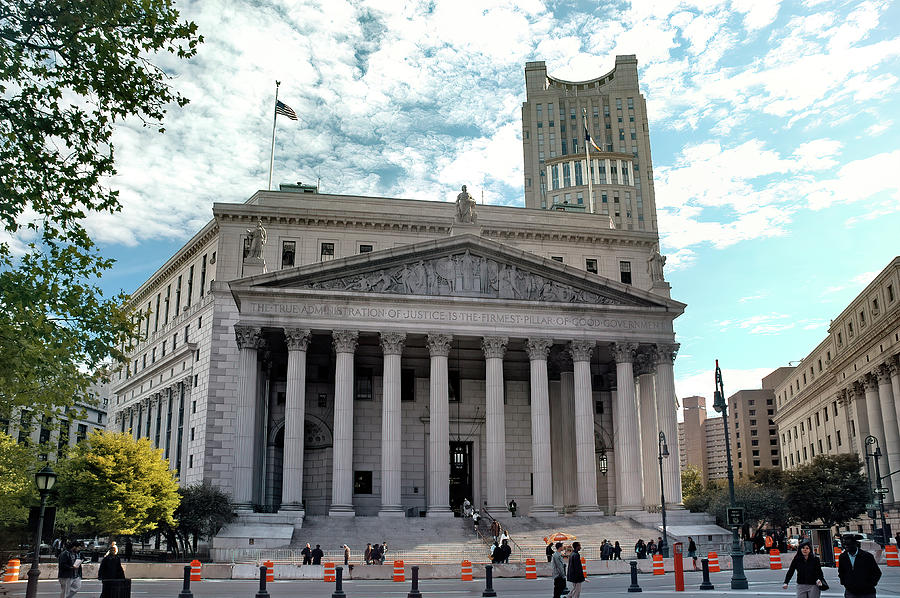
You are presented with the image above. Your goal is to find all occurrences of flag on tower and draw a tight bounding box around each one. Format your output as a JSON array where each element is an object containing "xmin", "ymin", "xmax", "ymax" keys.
[
  {"xmin": 584, "ymin": 125, "xmax": 602, "ymax": 152},
  {"xmin": 275, "ymin": 100, "xmax": 298, "ymax": 120}
]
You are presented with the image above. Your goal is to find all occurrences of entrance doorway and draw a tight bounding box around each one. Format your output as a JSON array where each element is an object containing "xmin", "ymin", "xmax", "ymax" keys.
[{"xmin": 449, "ymin": 441, "xmax": 473, "ymax": 515}]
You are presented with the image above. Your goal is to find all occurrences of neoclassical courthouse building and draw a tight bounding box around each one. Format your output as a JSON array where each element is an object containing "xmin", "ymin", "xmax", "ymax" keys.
[{"xmin": 110, "ymin": 56, "xmax": 687, "ymax": 537}]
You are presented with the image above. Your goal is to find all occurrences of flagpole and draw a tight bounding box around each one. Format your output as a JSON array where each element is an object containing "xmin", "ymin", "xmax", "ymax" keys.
[
  {"xmin": 267, "ymin": 81, "xmax": 281, "ymax": 191},
  {"xmin": 583, "ymin": 108, "xmax": 595, "ymax": 214}
]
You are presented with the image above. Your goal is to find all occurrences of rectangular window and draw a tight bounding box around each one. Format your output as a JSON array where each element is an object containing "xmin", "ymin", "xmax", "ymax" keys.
[
  {"xmin": 154, "ymin": 293, "xmax": 161, "ymax": 332},
  {"xmin": 561, "ymin": 140, "xmax": 567, "ymax": 156},
  {"xmin": 888, "ymin": 284, "xmax": 895, "ymax": 302},
  {"xmin": 353, "ymin": 470, "xmax": 373, "ymax": 494},
  {"xmin": 586, "ymin": 259, "xmax": 598, "ymax": 274},
  {"xmin": 320, "ymin": 242, "xmax": 335, "ymax": 261},
  {"xmin": 551, "ymin": 256, "xmax": 563, "ymax": 263},
  {"xmin": 200, "ymin": 254, "xmax": 207, "ymax": 297},
  {"xmin": 562, "ymin": 163, "xmax": 571, "ymax": 186},
  {"xmin": 354, "ymin": 367, "xmax": 373, "ymax": 400},
  {"xmin": 551, "ymin": 165, "xmax": 559, "ymax": 189},
  {"xmin": 164, "ymin": 285, "xmax": 171, "ymax": 325},
  {"xmin": 359, "ymin": 244, "xmax": 373, "ymax": 253},
  {"xmin": 281, "ymin": 241, "xmax": 296, "ymax": 267},
  {"xmin": 837, "ymin": 430, "xmax": 842, "ymax": 446},
  {"xmin": 448, "ymin": 371, "xmax": 461, "ymax": 403},
  {"xmin": 186, "ymin": 265, "xmax": 194, "ymax": 307},
  {"xmin": 574, "ymin": 162, "xmax": 583, "ymax": 186},
  {"xmin": 76, "ymin": 424, "xmax": 87, "ymax": 443},
  {"xmin": 619, "ymin": 261, "xmax": 632, "ymax": 285},
  {"xmin": 174, "ymin": 275, "xmax": 182, "ymax": 315},
  {"xmin": 155, "ymin": 400, "xmax": 162, "ymax": 447},
  {"xmin": 188, "ymin": 454, "xmax": 193, "ymax": 469},
  {"xmin": 401, "ymin": 368, "xmax": 415, "ymax": 402},
  {"xmin": 176, "ymin": 383, "xmax": 185, "ymax": 472}
]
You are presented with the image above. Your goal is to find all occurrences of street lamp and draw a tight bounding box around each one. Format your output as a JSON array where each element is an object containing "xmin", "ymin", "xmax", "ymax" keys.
[
  {"xmin": 864, "ymin": 435, "xmax": 889, "ymax": 547},
  {"xmin": 25, "ymin": 464, "xmax": 57, "ymax": 598},
  {"xmin": 713, "ymin": 360, "xmax": 748, "ymax": 590},
  {"xmin": 658, "ymin": 431, "xmax": 669, "ymax": 557},
  {"xmin": 598, "ymin": 445, "xmax": 609, "ymax": 476}
]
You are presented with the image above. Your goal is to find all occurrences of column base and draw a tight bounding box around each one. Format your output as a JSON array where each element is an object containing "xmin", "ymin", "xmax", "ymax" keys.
[
  {"xmin": 574, "ymin": 505, "xmax": 604, "ymax": 516},
  {"xmin": 378, "ymin": 507, "xmax": 406, "ymax": 517},
  {"xmin": 665, "ymin": 503, "xmax": 685, "ymax": 510},
  {"xmin": 528, "ymin": 505, "xmax": 559, "ymax": 517},
  {"xmin": 233, "ymin": 505, "xmax": 254, "ymax": 514},
  {"xmin": 426, "ymin": 507, "xmax": 454, "ymax": 518},
  {"xmin": 328, "ymin": 505, "xmax": 356, "ymax": 517},
  {"xmin": 616, "ymin": 506, "xmax": 643, "ymax": 515}
]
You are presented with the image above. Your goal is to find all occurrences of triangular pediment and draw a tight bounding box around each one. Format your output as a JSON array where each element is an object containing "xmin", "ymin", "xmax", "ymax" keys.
[{"xmin": 232, "ymin": 234, "xmax": 683, "ymax": 311}]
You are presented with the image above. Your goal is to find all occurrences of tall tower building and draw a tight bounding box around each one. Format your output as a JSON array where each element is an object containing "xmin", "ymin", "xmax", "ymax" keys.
[{"xmin": 521, "ymin": 55, "xmax": 657, "ymax": 231}]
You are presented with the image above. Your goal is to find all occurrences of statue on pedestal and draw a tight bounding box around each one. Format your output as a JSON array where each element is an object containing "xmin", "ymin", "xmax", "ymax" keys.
[
  {"xmin": 455, "ymin": 185, "xmax": 477, "ymax": 224},
  {"xmin": 647, "ymin": 245, "xmax": 666, "ymax": 282},
  {"xmin": 246, "ymin": 219, "xmax": 267, "ymax": 259}
]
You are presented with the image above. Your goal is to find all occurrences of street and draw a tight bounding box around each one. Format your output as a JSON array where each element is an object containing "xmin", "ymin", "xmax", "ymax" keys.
[{"xmin": 6, "ymin": 567, "xmax": 900, "ymax": 597}]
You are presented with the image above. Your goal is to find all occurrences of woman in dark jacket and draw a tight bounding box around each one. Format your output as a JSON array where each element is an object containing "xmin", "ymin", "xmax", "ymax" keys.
[
  {"xmin": 782, "ymin": 540, "xmax": 824, "ymax": 598},
  {"xmin": 98, "ymin": 544, "xmax": 126, "ymax": 598}
]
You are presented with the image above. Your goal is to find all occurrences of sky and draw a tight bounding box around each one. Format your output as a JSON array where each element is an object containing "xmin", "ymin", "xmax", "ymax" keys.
[{"xmin": 86, "ymin": 0, "xmax": 900, "ymax": 415}]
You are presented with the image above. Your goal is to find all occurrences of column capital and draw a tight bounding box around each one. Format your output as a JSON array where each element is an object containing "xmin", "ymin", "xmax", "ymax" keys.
[
  {"xmin": 567, "ymin": 339, "xmax": 594, "ymax": 363},
  {"xmin": 181, "ymin": 375, "xmax": 192, "ymax": 390},
  {"xmin": 285, "ymin": 328, "xmax": 312, "ymax": 351},
  {"xmin": 863, "ymin": 373, "xmax": 879, "ymax": 392},
  {"xmin": 836, "ymin": 388, "xmax": 851, "ymax": 405},
  {"xmin": 427, "ymin": 333, "xmax": 452, "ymax": 357},
  {"xmin": 611, "ymin": 342, "xmax": 638, "ymax": 364},
  {"xmin": 148, "ymin": 394, "xmax": 159, "ymax": 407},
  {"xmin": 332, "ymin": 329, "xmax": 359, "ymax": 354},
  {"xmin": 114, "ymin": 411, "xmax": 123, "ymax": 423},
  {"xmin": 482, "ymin": 336, "xmax": 509, "ymax": 360},
  {"xmin": 526, "ymin": 337, "xmax": 553, "ymax": 361},
  {"xmin": 850, "ymin": 380, "xmax": 866, "ymax": 398},
  {"xmin": 380, "ymin": 331, "xmax": 407, "ymax": 356},
  {"xmin": 235, "ymin": 325, "xmax": 264, "ymax": 350},
  {"xmin": 877, "ymin": 363, "xmax": 893, "ymax": 384},
  {"xmin": 655, "ymin": 343, "xmax": 679, "ymax": 364},
  {"xmin": 634, "ymin": 347, "xmax": 658, "ymax": 375}
]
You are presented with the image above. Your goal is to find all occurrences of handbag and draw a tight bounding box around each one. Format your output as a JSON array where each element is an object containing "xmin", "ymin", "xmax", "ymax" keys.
[{"xmin": 819, "ymin": 579, "xmax": 829, "ymax": 591}]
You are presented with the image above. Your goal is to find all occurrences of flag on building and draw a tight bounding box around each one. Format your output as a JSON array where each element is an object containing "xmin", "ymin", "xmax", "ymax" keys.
[
  {"xmin": 275, "ymin": 100, "xmax": 298, "ymax": 121},
  {"xmin": 584, "ymin": 126, "xmax": 602, "ymax": 152}
]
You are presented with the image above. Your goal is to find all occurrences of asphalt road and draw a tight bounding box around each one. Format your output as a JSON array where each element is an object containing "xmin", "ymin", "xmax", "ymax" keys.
[{"xmin": 6, "ymin": 567, "xmax": 900, "ymax": 597}]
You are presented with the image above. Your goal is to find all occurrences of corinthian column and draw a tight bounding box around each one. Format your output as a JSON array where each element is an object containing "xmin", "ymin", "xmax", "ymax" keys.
[
  {"xmin": 613, "ymin": 342, "xmax": 642, "ymax": 511},
  {"xmin": 876, "ymin": 365, "xmax": 898, "ymax": 500},
  {"xmin": 656, "ymin": 343, "xmax": 682, "ymax": 507},
  {"xmin": 864, "ymin": 374, "xmax": 886, "ymax": 467},
  {"xmin": 483, "ymin": 336, "xmax": 508, "ymax": 512},
  {"xmin": 282, "ymin": 328, "xmax": 310, "ymax": 512},
  {"xmin": 427, "ymin": 333, "xmax": 453, "ymax": 517},
  {"xmin": 570, "ymin": 340, "xmax": 602, "ymax": 515},
  {"xmin": 330, "ymin": 329, "xmax": 358, "ymax": 517},
  {"xmin": 636, "ymin": 350, "xmax": 659, "ymax": 509},
  {"xmin": 379, "ymin": 331, "xmax": 406, "ymax": 517},
  {"xmin": 527, "ymin": 337, "xmax": 557, "ymax": 516},
  {"xmin": 234, "ymin": 325, "xmax": 264, "ymax": 509}
]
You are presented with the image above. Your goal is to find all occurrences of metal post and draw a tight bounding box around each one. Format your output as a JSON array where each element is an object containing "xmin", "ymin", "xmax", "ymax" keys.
[
  {"xmin": 24, "ymin": 491, "xmax": 48, "ymax": 598},
  {"xmin": 408, "ymin": 565, "xmax": 422, "ymax": 598},
  {"xmin": 659, "ymin": 431, "xmax": 669, "ymax": 557},
  {"xmin": 255, "ymin": 565, "xmax": 269, "ymax": 598},
  {"xmin": 482, "ymin": 564, "xmax": 497, "ymax": 597},
  {"xmin": 627, "ymin": 560, "xmax": 642, "ymax": 592},
  {"xmin": 871, "ymin": 439, "xmax": 889, "ymax": 547},
  {"xmin": 713, "ymin": 361, "xmax": 748, "ymax": 590},
  {"xmin": 699, "ymin": 558, "xmax": 714, "ymax": 590},
  {"xmin": 178, "ymin": 565, "xmax": 193, "ymax": 598},
  {"xmin": 332, "ymin": 566, "xmax": 346, "ymax": 598}
]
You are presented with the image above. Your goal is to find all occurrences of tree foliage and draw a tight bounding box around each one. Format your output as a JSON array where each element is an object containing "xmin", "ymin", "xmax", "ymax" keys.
[
  {"xmin": 783, "ymin": 454, "xmax": 869, "ymax": 528},
  {"xmin": 0, "ymin": 0, "xmax": 202, "ymax": 418},
  {"xmin": 707, "ymin": 482, "xmax": 795, "ymax": 530},
  {"xmin": 55, "ymin": 430, "xmax": 180, "ymax": 536},
  {"xmin": 681, "ymin": 464, "xmax": 704, "ymax": 500},
  {"xmin": 169, "ymin": 482, "xmax": 234, "ymax": 556}
]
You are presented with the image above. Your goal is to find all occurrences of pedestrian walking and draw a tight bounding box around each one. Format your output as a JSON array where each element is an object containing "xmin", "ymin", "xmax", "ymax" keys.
[
  {"xmin": 566, "ymin": 541, "xmax": 587, "ymax": 598},
  {"xmin": 546, "ymin": 541, "xmax": 555, "ymax": 562},
  {"xmin": 783, "ymin": 539, "xmax": 825, "ymax": 598},
  {"xmin": 499, "ymin": 539, "xmax": 511, "ymax": 564},
  {"xmin": 311, "ymin": 544, "xmax": 324, "ymax": 565},
  {"xmin": 635, "ymin": 538, "xmax": 646, "ymax": 559},
  {"xmin": 688, "ymin": 537, "xmax": 698, "ymax": 570},
  {"xmin": 613, "ymin": 540, "xmax": 622, "ymax": 560},
  {"xmin": 838, "ymin": 534, "xmax": 881, "ymax": 598},
  {"xmin": 508, "ymin": 498, "xmax": 517, "ymax": 517},
  {"xmin": 380, "ymin": 541, "xmax": 388, "ymax": 564},
  {"xmin": 58, "ymin": 540, "xmax": 84, "ymax": 598},
  {"xmin": 301, "ymin": 542, "xmax": 312, "ymax": 565},
  {"xmin": 364, "ymin": 543, "xmax": 372, "ymax": 565},
  {"xmin": 490, "ymin": 519, "xmax": 501, "ymax": 542},
  {"xmin": 98, "ymin": 543, "xmax": 126, "ymax": 598},
  {"xmin": 551, "ymin": 542, "xmax": 567, "ymax": 598},
  {"xmin": 343, "ymin": 544, "xmax": 351, "ymax": 566},
  {"xmin": 123, "ymin": 539, "xmax": 132, "ymax": 563},
  {"xmin": 647, "ymin": 538, "xmax": 656, "ymax": 555}
]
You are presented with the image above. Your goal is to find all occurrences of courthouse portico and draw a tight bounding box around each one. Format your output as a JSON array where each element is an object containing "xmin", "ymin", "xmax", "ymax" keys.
[{"xmin": 221, "ymin": 233, "xmax": 684, "ymax": 519}]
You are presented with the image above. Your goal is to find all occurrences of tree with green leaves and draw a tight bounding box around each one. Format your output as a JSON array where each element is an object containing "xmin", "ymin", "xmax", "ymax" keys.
[
  {"xmin": 681, "ymin": 464, "xmax": 705, "ymax": 500},
  {"xmin": 0, "ymin": 431, "xmax": 40, "ymax": 549},
  {"xmin": 783, "ymin": 454, "xmax": 869, "ymax": 528},
  {"xmin": 0, "ymin": 0, "xmax": 202, "ymax": 421},
  {"xmin": 169, "ymin": 482, "xmax": 234, "ymax": 556},
  {"xmin": 706, "ymin": 481, "xmax": 795, "ymax": 531},
  {"xmin": 55, "ymin": 430, "xmax": 180, "ymax": 536}
]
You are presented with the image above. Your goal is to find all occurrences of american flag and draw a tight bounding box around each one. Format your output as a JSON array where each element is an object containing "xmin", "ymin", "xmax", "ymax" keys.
[
  {"xmin": 275, "ymin": 100, "xmax": 298, "ymax": 121},
  {"xmin": 584, "ymin": 125, "xmax": 602, "ymax": 152}
]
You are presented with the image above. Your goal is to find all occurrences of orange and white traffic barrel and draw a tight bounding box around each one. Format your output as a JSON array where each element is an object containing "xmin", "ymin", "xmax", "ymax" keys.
[
  {"xmin": 708, "ymin": 552, "xmax": 720, "ymax": 573},
  {"xmin": 833, "ymin": 546, "xmax": 842, "ymax": 561},
  {"xmin": 2, "ymin": 559, "xmax": 20, "ymax": 582},
  {"xmin": 769, "ymin": 549, "xmax": 782, "ymax": 570},
  {"xmin": 190, "ymin": 559, "xmax": 202, "ymax": 581},
  {"xmin": 525, "ymin": 558, "xmax": 537, "ymax": 579},
  {"xmin": 263, "ymin": 560, "xmax": 274, "ymax": 582},
  {"xmin": 581, "ymin": 556, "xmax": 588, "ymax": 579},
  {"xmin": 323, "ymin": 561, "xmax": 335, "ymax": 582},
  {"xmin": 886, "ymin": 545, "xmax": 900, "ymax": 567},
  {"xmin": 393, "ymin": 560, "xmax": 405, "ymax": 582},
  {"xmin": 461, "ymin": 559, "xmax": 473, "ymax": 581},
  {"xmin": 652, "ymin": 554, "xmax": 664, "ymax": 575}
]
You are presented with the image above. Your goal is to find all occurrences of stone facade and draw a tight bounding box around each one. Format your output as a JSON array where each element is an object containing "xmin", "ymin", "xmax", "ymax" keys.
[{"xmin": 678, "ymin": 396, "xmax": 728, "ymax": 483}]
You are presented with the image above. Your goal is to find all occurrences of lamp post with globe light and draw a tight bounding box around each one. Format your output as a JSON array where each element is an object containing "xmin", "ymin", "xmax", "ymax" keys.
[
  {"xmin": 712, "ymin": 360, "xmax": 748, "ymax": 590},
  {"xmin": 25, "ymin": 464, "xmax": 57, "ymax": 598},
  {"xmin": 658, "ymin": 431, "xmax": 669, "ymax": 557}
]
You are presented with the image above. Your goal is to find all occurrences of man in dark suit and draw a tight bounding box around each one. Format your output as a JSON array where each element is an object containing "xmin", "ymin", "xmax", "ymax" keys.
[
  {"xmin": 838, "ymin": 534, "xmax": 881, "ymax": 598},
  {"xmin": 567, "ymin": 541, "xmax": 587, "ymax": 598}
]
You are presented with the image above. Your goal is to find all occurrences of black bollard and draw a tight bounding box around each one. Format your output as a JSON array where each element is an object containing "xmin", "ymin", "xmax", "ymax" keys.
[
  {"xmin": 178, "ymin": 565, "xmax": 193, "ymax": 598},
  {"xmin": 699, "ymin": 558, "xmax": 714, "ymax": 591},
  {"xmin": 407, "ymin": 565, "xmax": 422, "ymax": 598},
  {"xmin": 255, "ymin": 565, "xmax": 269, "ymax": 598},
  {"xmin": 332, "ymin": 565, "xmax": 347, "ymax": 598},
  {"xmin": 627, "ymin": 560, "xmax": 642, "ymax": 593},
  {"xmin": 482, "ymin": 564, "xmax": 497, "ymax": 597}
]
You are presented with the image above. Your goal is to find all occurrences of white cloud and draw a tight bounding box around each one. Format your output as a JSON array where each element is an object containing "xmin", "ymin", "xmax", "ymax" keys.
[
  {"xmin": 675, "ymin": 366, "xmax": 776, "ymax": 404},
  {"xmin": 717, "ymin": 312, "xmax": 794, "ymax": 335}
]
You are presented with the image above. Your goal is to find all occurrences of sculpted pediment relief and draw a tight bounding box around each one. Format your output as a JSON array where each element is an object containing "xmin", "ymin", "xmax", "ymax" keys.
[{"xmin": 276, "ymin": 249, "xmax": 654, "ymax": 307}]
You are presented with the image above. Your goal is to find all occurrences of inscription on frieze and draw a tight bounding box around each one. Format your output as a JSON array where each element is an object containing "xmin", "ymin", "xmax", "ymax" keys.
[{"xmin": 301, "ymin": 250, "xmax": 645, "ymax": 306}]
